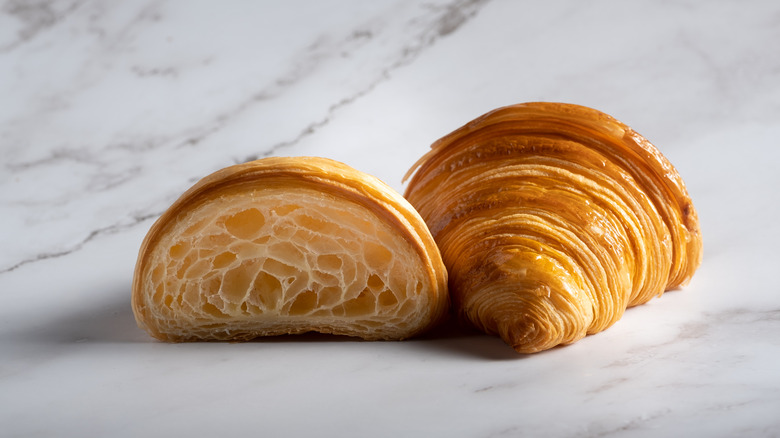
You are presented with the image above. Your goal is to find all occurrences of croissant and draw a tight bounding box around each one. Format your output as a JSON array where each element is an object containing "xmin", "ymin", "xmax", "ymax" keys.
[
  {"xmin": 132, "ymin": 157, "xmax": 448, "ymax": 342},
  {"xmin": 404, "ymin": 102, "xmax": 702, "ymax": 353}
]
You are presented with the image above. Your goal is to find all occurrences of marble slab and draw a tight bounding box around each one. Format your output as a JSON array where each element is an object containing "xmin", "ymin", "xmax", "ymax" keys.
[{"xmin": 2, "ymin": 1, "xmax": 779, "ymax": 436}]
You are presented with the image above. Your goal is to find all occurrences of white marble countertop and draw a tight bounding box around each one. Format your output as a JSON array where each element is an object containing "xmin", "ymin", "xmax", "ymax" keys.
[{"xmin": 2, "ymin": 1, "xmax": 779, "ymax": 436}]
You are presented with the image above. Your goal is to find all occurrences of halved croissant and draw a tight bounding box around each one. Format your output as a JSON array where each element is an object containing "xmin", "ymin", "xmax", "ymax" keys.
[
  {"xmin": 132, "ymin": 157, "xmax": 448, "ymax": 342},
  {"xmin": 404, "ymin": 102, "xmax": 702, "ymax": 353}
]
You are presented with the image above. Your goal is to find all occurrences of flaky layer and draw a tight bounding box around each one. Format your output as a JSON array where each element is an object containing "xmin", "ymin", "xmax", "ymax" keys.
[
  {"xmin": 404, "ymin": 102, "xmax": 702, "ymax": 353},
  {"xmin": 133, "ymin": 157, "xmax": 448, "ymax": 341}
]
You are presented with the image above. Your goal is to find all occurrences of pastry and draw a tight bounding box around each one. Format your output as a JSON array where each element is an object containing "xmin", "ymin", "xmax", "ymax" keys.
[
  {"xmin": 404, "ymin": 102, "xmax": 702, "ymax": 353},
  {"xmin": 132, "ymin": 157, "xmax": 449, "ymax": 342}
]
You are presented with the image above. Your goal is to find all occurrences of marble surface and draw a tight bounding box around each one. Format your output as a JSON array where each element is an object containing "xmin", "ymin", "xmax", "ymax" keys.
[{"xmin": 2, "ymin": 1, "xmax": 779, "ymax": 436}]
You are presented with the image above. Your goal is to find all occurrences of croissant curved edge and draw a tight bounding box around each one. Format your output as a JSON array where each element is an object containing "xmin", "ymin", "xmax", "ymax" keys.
[
  {"xmin": 132, "ymin": 156, "xmax": 449, "ymax": 342},
  {"xmin": 404, "ymin": 102, "xmax": 702, "ymax": 353}
]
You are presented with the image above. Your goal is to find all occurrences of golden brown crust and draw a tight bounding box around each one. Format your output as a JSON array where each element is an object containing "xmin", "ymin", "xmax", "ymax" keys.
[
  {"xmin": 404, "ymin": 102, "xmax": 702, "ymax": 353},
  {"xmin": 133, "ymin": 157, "xmax": 448, "ymax": 342}
]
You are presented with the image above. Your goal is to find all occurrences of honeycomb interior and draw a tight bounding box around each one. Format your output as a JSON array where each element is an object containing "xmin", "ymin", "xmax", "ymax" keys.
[{"xmin": 139, "ymin": 187, "xmax": 427, "ymax": 340}]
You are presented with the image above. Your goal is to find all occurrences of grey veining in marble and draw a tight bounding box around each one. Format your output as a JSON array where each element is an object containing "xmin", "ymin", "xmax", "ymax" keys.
[{"xmin": 1, "ymin": 0, "xmax": 495, "ymax": 274}]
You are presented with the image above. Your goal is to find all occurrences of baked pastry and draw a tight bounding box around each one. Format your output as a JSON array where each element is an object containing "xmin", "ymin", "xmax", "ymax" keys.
[
  {"xmin": 132, "ymin": 157, "xmax": 448, "ymax": 342},
  {"xmin": 404, "ymin": 102, "xmax": 702, "ymax": 353}
]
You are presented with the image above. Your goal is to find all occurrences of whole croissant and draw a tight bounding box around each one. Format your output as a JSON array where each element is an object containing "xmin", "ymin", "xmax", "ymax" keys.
[{"xmin": 404, "ymin": 102, "xmax": 702, "ymax": 353}]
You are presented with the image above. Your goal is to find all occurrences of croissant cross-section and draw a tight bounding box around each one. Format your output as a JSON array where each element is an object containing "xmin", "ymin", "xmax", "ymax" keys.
[
  {"xmin": 132, "ymin": 157, "xmax": 448, "ymax": 342},
  {"xmin": 404, "ymin": 102, "xmax": 702, "ymax": 353}
]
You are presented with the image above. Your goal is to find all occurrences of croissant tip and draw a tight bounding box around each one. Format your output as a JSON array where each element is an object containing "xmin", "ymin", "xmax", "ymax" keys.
[{"xmin": 491, "ymin": 312, "xmax": 550, "ymax": 354}]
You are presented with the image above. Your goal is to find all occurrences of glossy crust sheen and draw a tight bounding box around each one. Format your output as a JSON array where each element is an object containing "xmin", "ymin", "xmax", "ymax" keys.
[
  {"xmin": 404, "ymin": 102, "xmax": 702, "ymax": 353},
  {"xmin": 133, "ymin": 157, "xmax": 448, "ymax": 342}
]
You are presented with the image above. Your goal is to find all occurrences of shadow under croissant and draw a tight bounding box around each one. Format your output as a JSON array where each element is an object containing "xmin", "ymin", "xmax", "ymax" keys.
[
  {"xmin": 241, "ymin": 319, "xmax": 533, "ymax": 360},
  {"xmin": 7, "ymin": 282, "xmax": 559, "ymax": 359},
  {"xmin": 245, "ymin": 316, "xmax": 542, "ymax": 360},
  {"xmin": 410, "ymin": 317, "xmax": 534, "ymax": 360},
  {"xmin": 9, "ymin": 286, "xmax": 148, "ymax": 345}
]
